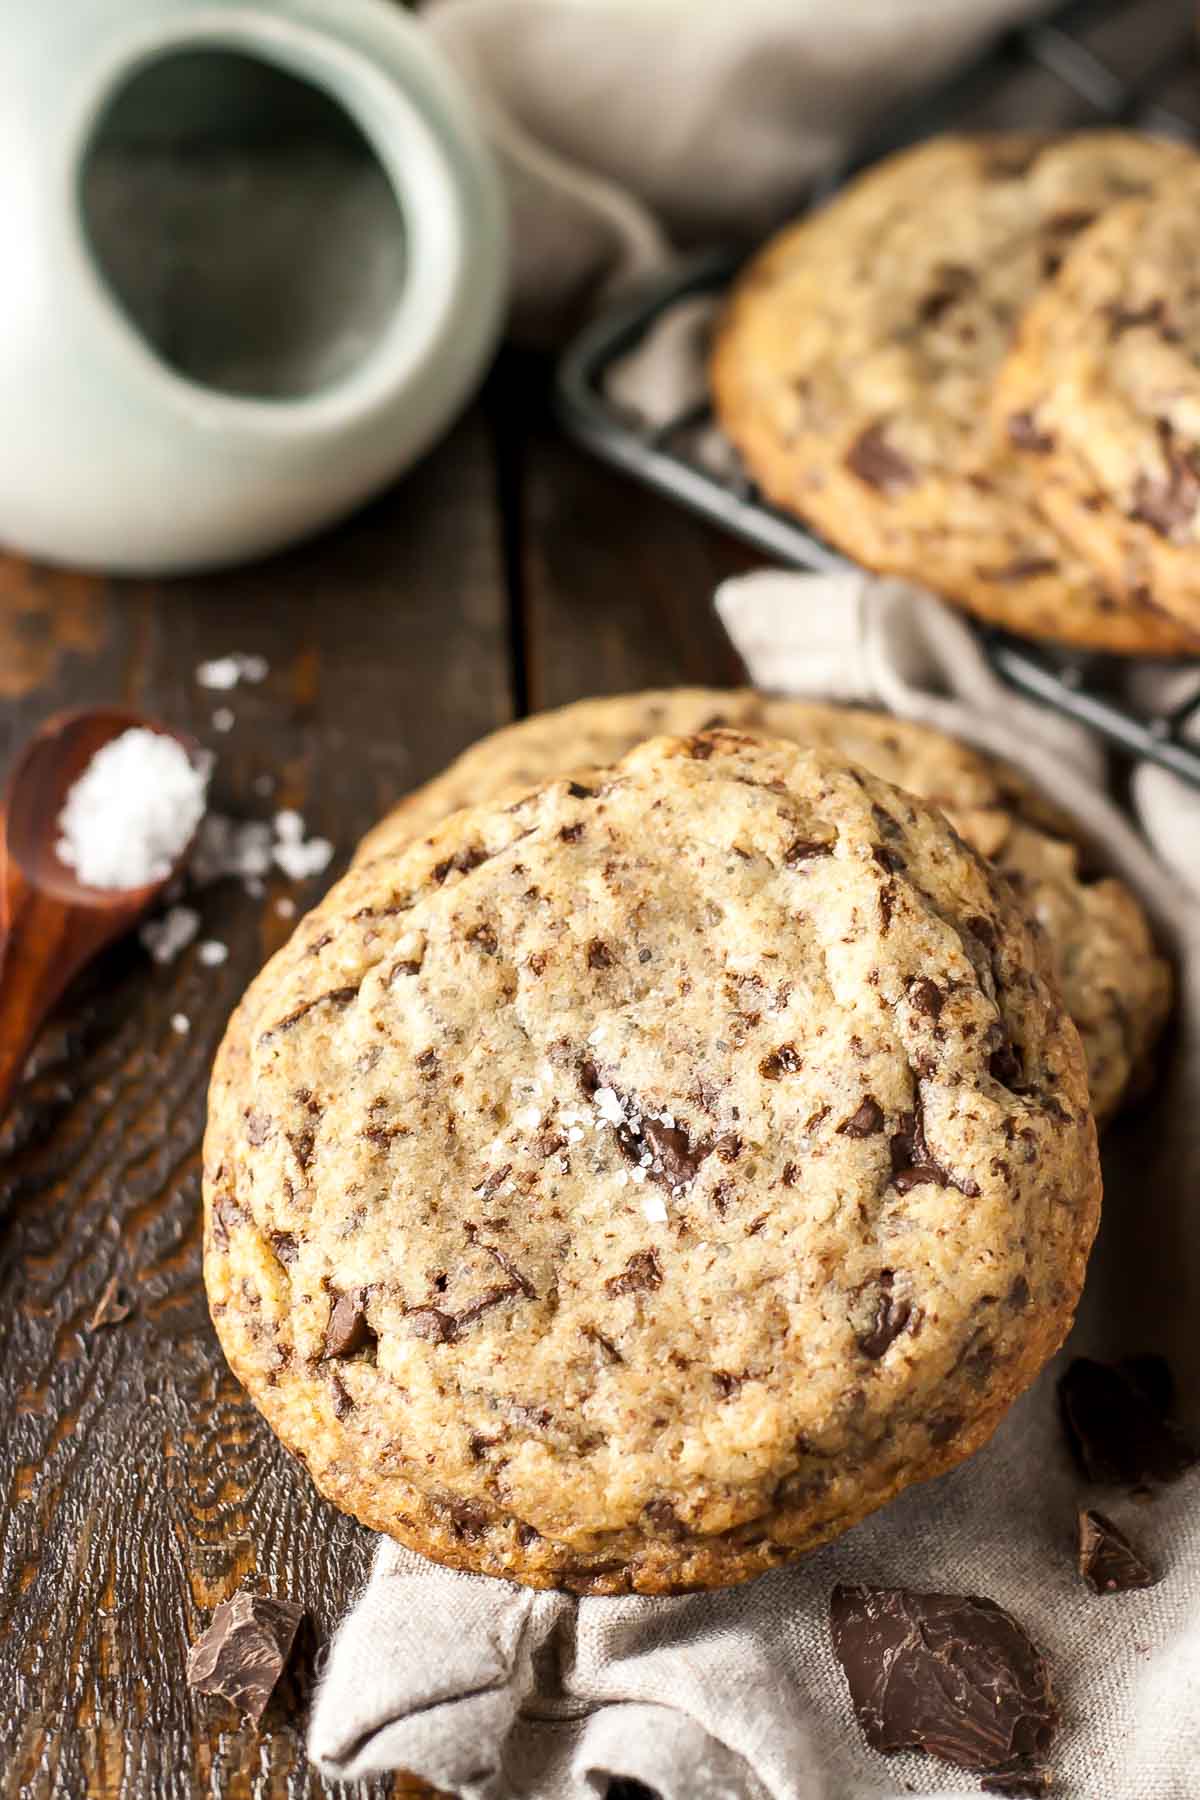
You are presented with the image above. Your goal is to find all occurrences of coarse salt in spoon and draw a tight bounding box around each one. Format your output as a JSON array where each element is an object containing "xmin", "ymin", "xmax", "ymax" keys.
[{"xmin": 0, "ymin": 708, "xmax": 207, "ymax": 1117}]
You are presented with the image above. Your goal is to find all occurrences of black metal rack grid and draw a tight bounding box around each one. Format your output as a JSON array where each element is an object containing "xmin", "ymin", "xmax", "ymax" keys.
[{"xmin": 555, "ymin": 0, "xmax": 1200, "ymax": 788}]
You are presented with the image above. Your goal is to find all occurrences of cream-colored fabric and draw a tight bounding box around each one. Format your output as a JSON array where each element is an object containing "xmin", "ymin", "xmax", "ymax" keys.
[
  {"xmin": 310, "ymin": 571, "xmax": 1200, "ymax": 1798},
  {"xmin": 425, "ymin": 0, "xmax": 1052, "ymax": 338}
]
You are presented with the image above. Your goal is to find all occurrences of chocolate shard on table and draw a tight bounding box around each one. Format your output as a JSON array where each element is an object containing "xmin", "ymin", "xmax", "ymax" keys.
[
  {"xmin": 1077, "ymin": 1509, "xmax": 1157, "ymax": 1596},
  {"xmin": 1058, "ymin": 1354, "xmax": 1196, "ymax": 1489},
  {"xmin": 830, "ymin": 1584, "xmax": 1058, "ymax": 1795},
  {"xmin": 186, "ymin": 1589, "xmax": 305, "ymax": 1727}
]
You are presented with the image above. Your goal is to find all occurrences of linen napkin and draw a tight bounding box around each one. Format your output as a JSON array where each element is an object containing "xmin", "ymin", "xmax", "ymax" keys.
[
  {"xmin": 310, "ymin": 569, "xmax": 1200, "ymax": 1800},
  {"xmin": 424, "ymin": 0, "xmax": 1053, "ymax": 339}
]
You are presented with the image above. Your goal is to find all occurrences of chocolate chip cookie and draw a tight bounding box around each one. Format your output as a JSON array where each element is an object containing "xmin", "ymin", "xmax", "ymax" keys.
[
  {"xmin": 355, "ymin": 689, "xmax": 1170, "ymax": 1126},
  {"xmin": 995, "ymin": 161, "xmax": 1200, "ymax": 638},
  {"xmin": 206, "ymin": 730, "xmax": 1100, "ymax": 1593},
  {"xmin": 710, "ymin": 132, "xmax": 1197, "ymax": 654}
]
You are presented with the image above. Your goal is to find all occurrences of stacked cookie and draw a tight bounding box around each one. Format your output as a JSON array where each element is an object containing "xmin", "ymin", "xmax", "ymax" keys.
[
  {"xmin": 204, "ymin": 694, "xmax": 1169, "ymax": 1593},
  {"xmin": 711, "ymin": 133, "xmax": 1200, "ymax": 652}
]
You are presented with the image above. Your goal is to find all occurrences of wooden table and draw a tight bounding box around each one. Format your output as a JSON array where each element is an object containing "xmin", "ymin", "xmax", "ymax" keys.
[{"xmin": 0, "ymin": 353, "xmax": 750, "ymax": 1798}]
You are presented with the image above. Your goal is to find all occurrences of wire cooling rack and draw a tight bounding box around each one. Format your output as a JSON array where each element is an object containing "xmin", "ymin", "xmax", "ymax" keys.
[{"xmin": 555, "ymin": 0, "xmax": 1200, "ymax": 788}]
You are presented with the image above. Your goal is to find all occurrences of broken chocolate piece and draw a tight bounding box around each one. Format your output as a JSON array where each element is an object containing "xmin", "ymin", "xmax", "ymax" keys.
[
  {"xmin": 855, "ymin": 1271, "xmax": 913, "ymax": 1358},
  {"xmin": 605, "ymin": 1249, "xmax": 664, "ymax": 1297},
  {"xmin": 86, "ymin": 1275, "xmax": 134, "ymax": 1332},
  {"xmin": 187, "ymin": 1590, "xmax": 304, "ymax": 1727},
  {"xmin": 890, "ymin": 1094, "xmax": 980, "ymax": 1197},
  {"xmin": 830, "ymin": 1584, "xmax": 1057, "ymax": 1793},
  {"xmin": 846, "ymin": 423, "xmax": 917, "ymax": 495},
  {"xmin": 1058, "ymin": 1355, "xmax": 1196, "ymax": 1488},
  {"xmin": 1007, "ymin": 411, "xmax": 1054, "ymax": 454},
  {"xmin": 322, "ymin": 1289, "xmax": 376, "ymax": 1359},
  {"xmin": 1077, "ymin": 1509, "xmax": 1157, "ymax": 1595},
  {"xmin": 838, "ymin": 1095, "xmax": 885, "ymax": 1139}
]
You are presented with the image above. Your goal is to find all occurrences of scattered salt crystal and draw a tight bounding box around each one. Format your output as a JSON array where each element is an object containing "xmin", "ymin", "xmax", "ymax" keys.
[
  {"xmin": 274, "ymin": 809, "xmax": 304, "ymax": 843},
  {"xmin": 196, "ymin": 653, "xmax": 269, "ymax": 691},
  {"xmin": 641, "ymin": 1193, "xmax": 668, "ymax": 1224},
  {"xmin": 140, "ymin": 905, "xmax": 200, "ymax": 965},
  {"xmin": 56, "ymin": 729, "xmax": 208, "ymax": 891},
  {"xmin": 514, "ymin": 1106, "xmax": 541, "ymax": 1132},
  {"xmin": 592, "ymin": 1087, "xmax": 625, "ymax": 1126},
  {"xmin": 566, "ymin": 1127, "xmax": 584, "ymax": 1145},
  {"xmin": 170, "ymin": 1013, "xmax": 191, "ymax": 1035},
  {"xmin": 630, "ymin": 1166, "xmax": 647, "ymax": 1185},
  {"xmin": 198, "ymin": 940, "xmax": 228, "ymax": 967},
  {"xmin": 586, "ymin": 1025, "xmax": 605, "ymax": 1046},
  {"xmin": 273, "ymin": 833, "xmax": 334, "ymax": 882},
  {"xmin": 211, "ymin": 708, "xmax": 235, "ymax": 734},
  {"xmin": 245, "ymin": 877, "xmax": 265, "ymax": 899},
  {"xmin": 252, "ymin": 773, "xmax": 275, "ymax": 797},
  {"xmin": 614, "ymin": 1171, "xmax": 629, "ymax": 1189},
  {"xmin": 191, "ymin": 815, "xmax": 273, "ymax": 884},
  {"xmin": 275, "ymin": 897, "xmax": 296, "ymax": 919}
]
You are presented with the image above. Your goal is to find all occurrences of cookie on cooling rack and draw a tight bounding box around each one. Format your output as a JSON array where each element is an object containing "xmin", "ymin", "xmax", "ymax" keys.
[
  {"xmin": 995, "ymin": 160, "xmax": 1200, "ymax": 640},
  {"xmin": 710, "ymin": 131, "xmax": 1196, "ymax": 654},
  {"xmin": 206, "ymin": 730, "xmax": 1100, "ymax": 1593},
  {"xmin": 354, "ymin": 688, "xmax": 1171, "ymax": 1127}
]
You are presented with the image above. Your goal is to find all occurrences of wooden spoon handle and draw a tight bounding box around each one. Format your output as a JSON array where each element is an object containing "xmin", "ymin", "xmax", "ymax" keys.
[{"xmin": 0, "ymin": 866, "xmax": 98, "ymax": 1120}]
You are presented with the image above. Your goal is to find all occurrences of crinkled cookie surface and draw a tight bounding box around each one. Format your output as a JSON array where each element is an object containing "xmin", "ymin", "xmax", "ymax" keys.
[
  {"xmin": 356, "ymin": 688, "xmax": 1171, "ymax": 1127},
  {"xmin": 205, "ymin": 731, "xmax": 1100, "ymax": 1592}
]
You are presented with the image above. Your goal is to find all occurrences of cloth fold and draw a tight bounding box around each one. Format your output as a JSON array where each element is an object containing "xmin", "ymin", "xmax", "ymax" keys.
[
  {"xmin": 311, "ymin": 571, "xmax": 1200, "ymax": 1800},
  {"xmin": 425, "ymin": 0, "xmax": 1053, "ymax": 338}
]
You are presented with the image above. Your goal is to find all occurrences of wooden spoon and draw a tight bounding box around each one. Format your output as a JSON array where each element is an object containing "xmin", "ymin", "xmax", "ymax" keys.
[{"xmin": 0, "ymin": 708, "xmax": 204, "ymax": 1119}]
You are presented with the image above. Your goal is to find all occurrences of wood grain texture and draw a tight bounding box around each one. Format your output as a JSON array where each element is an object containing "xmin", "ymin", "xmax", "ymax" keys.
[
  {"xmin": 0, "ymin": 412, "xmax": 507, "ymax": 1800},
  {"xmin": 501, "ymin": 354, "xmax": 751, "ymax": 710}
]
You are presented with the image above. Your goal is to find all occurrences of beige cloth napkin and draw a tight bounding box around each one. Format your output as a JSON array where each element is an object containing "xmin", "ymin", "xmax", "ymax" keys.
[
  {"xmin": 425, "ymin": 0, "xmax": 1052, "ymax": 338},
  {"xmin": 310, "ymin": 569, "xmax": 1200, "ymax": 1799}
]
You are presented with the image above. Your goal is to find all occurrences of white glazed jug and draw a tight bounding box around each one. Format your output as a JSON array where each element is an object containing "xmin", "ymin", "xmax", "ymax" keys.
[{"xmin": 0, "ymin": 0, "xmax": 508, "ymax": 573}]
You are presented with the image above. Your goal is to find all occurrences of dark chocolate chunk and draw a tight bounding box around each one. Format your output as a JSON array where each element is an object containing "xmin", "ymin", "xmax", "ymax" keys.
[
  {"xmin": 890, "ymin": 1093, "xmax": 980, "ymax": 1197},
  {"xmin": 86, "ymin": 1275, "xmax": 134, "ymax": 1332},
  {"xmin": 259, "ymin": 985, "xmax": 359, "ymax": 1043},
  {"xmin": 917, "ymin": 262, "xmax": 975, "ymax": 324},
  {"xmin": 587, "ymin": 939, "xmax": 615, "ymax": 970},
  {"xmin": 838, "ymin": 1096, "xmax": 885, "ymax": 1139},
  {"xmin": 909, "ymin": 977, "xmax": 943, "ymax": 1019},
  {"xmin": 432, "ymin": 843, "xmax": 488, "ymax": 884},
  {"xmin": 591, "ymin": 1072, "xmax": 714, "ymax": 1189},
  {"xmin": 1007, "ymin": 411, "xmax": 1054, "ymax": 454},
  {"xmin": 1058, "ymin": 1355, "xmax": 1196, "ymax": 1488},
  {"xmin": 985, "ymin": 1771, "xmax": 1050, "ymax": 1797},
  {"xmin": 1107, "ymin": 298, "xmax": 1179, "ymax": 341},
  {"xmin": 1131, "ymin": 434, "xmax": 1200, "ymax": 541},
  {"xmin": 1077, "ymin": 1508, "xmax": 1157, "ymax": 1595},
  {"xmin": 980, "ymin": 556, "xmax": 1058, "ymax": 584},
  {"xmin": 322, "ymin": 1289, "xmax": 376, "ymax": 1360},
  {"xmin": 855, "ymin": 1271, "xmax": 913, "ymax": 1358},
  {"xmin": 759, "ymin": 1043, "xmax": 802, "ymax": 1081},
  {"xmin": 606, "ymin": 1781, "xmax": 659, "ymax": 1800},
  {"xmin": 187, "ymin": 1590, "xmax": 304, "ymax": 1727},
  {"xmin": 784, "ymin": 837, "xmax": 834, "ymax": 866},
  {"xmin": 830, "ymin": 1584, "xmax": 1057, "ymax": 1792},
  {"xmin": 466, "ymin": 922, "xmax": 499, "ymax": 955},
  {"xmin": 1119, "ymin": 1353, "xmax": 1175, "ymax": 1418},
  {"xmin": 605, "ymin": 1250, "xmax": 664, "ymax": 1297},
  {"xmin": 846, "ymin": 423, "xmax": 917, "ymax": 495}
]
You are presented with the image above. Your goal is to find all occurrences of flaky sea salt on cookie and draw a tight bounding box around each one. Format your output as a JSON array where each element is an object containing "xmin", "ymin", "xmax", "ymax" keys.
[{"xmin": 204, "ymin": 731, "xmax": 1100, "ymax": 1594}]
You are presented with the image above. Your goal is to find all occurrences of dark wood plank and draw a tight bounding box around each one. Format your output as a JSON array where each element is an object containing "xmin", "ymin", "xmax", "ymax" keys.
[
  {"xmin": 499, "ymin": 355, "xmax": 752, "ymax": 712},
  {"xmin": 0, "ymin": 410, "xmax": 508, "ymax": 1800}
]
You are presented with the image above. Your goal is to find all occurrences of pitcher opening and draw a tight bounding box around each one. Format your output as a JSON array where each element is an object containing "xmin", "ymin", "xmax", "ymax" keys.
[{"xmin": 78, "ymin": 48, "xmax": 407, "ymax": 402}]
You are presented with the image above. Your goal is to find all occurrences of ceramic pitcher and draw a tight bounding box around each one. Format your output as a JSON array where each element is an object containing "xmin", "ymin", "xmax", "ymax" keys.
[{"xmin": 0, "ymin": 0, "xmax": 508, "ymax": 573}]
